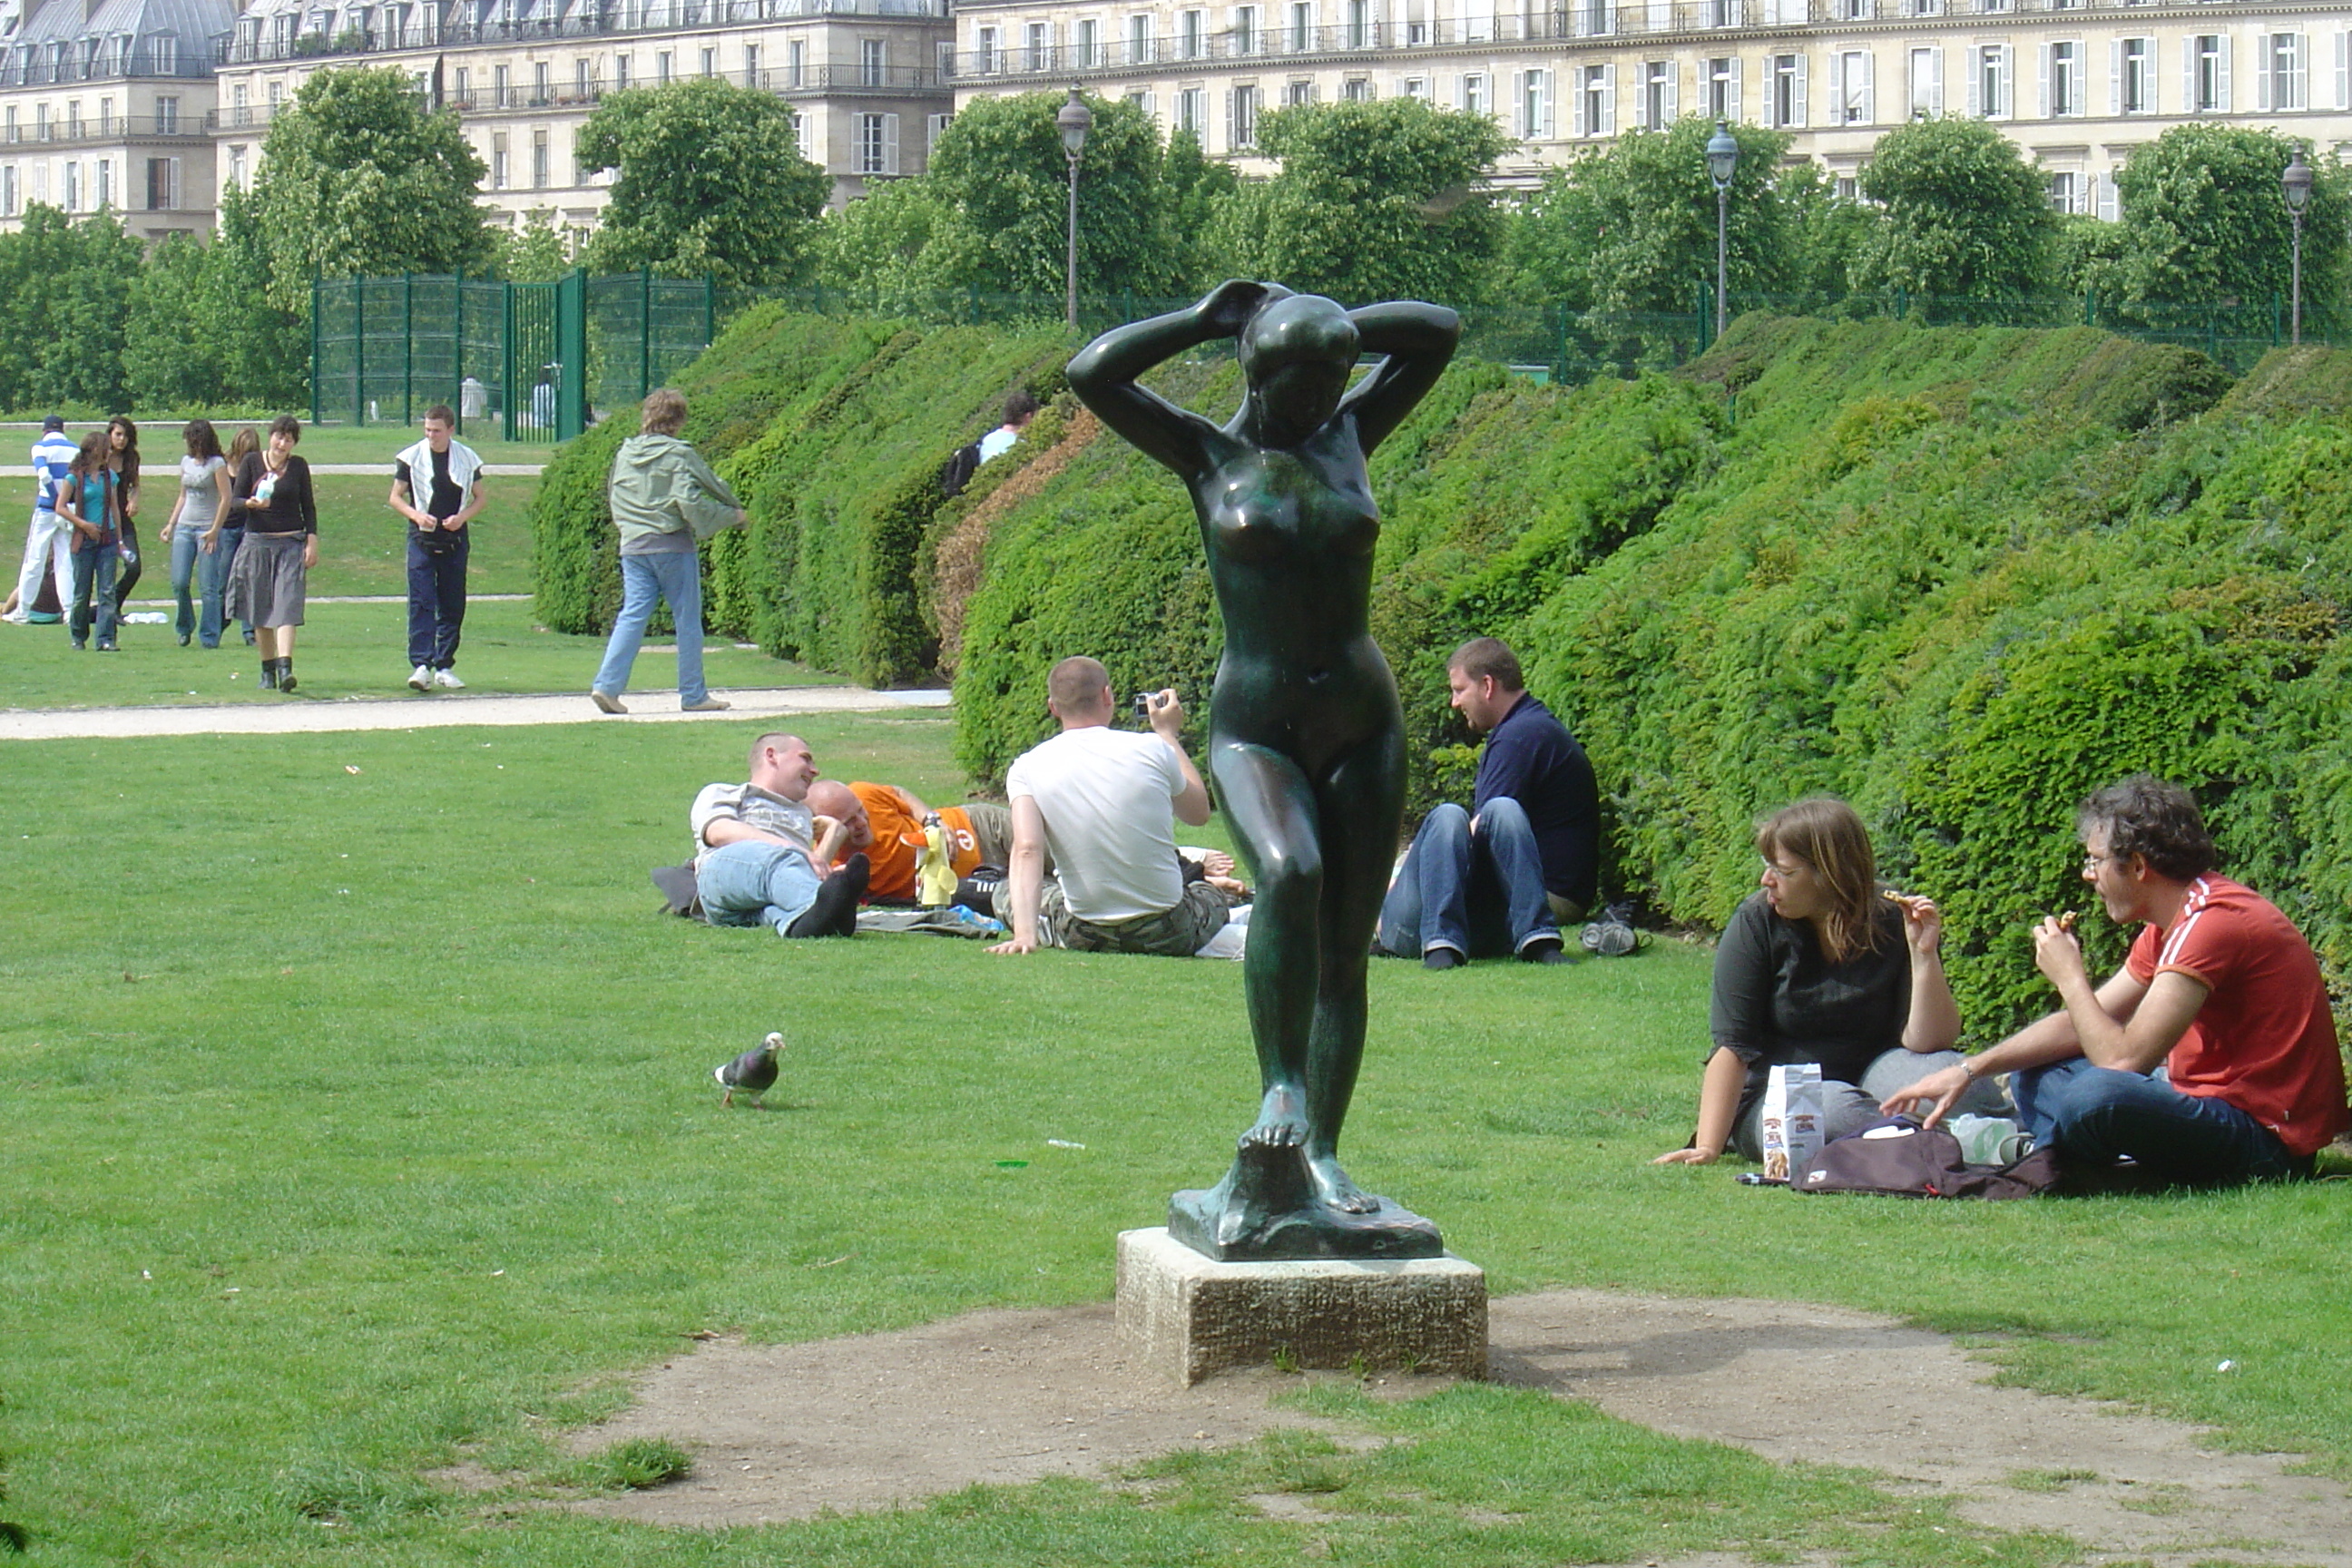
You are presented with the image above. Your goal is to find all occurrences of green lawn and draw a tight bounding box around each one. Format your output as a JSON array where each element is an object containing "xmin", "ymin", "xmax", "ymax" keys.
[
  {"xmin": 0, "ymin": 598, "xmax": 831, "ymax": 707},
  {"xmin": 2, "ymin": 711, "xmax": 2347, "ymax": 1565}
]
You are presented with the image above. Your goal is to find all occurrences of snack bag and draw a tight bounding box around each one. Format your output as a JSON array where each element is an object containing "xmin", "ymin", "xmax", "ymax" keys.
[{"xmin": 1760, "ymin": 1063, "xmax": 1825, "ymax": 1183}]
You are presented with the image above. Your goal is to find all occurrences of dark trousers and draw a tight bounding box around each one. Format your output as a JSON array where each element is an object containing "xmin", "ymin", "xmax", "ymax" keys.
[
  {"xmin": 407, "ymin": 531, "xmax": 469, "ymax": 669},
  {"xmin": 2014, "ymin": 1057, "xmax": 2308, "ymax": 1188},
  {"xmin": 113, "ymin": 519, "xmax": 142, "ymax": 613}
]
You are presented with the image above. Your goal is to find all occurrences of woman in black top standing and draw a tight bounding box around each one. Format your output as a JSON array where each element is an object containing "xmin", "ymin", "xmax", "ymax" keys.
[
  {"xmin": 104, "ymin": 416, "xmax": 143, "ymax": 623},
  {"xmin": 1654, "ymin": 797, "xmax": 1985, "ymax": 1165},
  {"xmin": 225, "ymin": 415, "xmax": 318, "ymax": 691}
]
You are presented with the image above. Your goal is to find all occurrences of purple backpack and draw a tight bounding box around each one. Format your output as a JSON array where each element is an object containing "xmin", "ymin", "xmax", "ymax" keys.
[{"xmin": 1792, "ymin": 1118, "xmax": 2063, "ymax": 1200}]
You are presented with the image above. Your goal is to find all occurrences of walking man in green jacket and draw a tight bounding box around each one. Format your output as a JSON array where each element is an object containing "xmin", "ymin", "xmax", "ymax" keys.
[{"xmin": 590, "ymin": 388, "xmax": 743, "ymax": 715}]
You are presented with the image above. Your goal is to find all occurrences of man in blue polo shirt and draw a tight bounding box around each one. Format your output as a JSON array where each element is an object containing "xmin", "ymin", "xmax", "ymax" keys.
[
  {"xmin": 1377, "ymin": 637, "xmax": 1600, "ymax": 969},
  {"xmin": 3, "ymin": 416, "xmax": 78, "ymax": 625}
]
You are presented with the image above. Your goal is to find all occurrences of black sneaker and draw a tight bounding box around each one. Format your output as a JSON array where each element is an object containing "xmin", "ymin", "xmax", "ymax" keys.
[
  {"xmin": 1423, "ymin": 946, "xmax": 1465, "ymax": 971},
  {"xmin": 1519, "ymin": 936, "xmax": 1571, "ymax": 965}
]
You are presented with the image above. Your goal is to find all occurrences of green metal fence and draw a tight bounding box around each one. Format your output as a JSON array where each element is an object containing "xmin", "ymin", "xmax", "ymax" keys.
[{"xmin": 316, "ymin": 273, "xmax": 2342, "ymax": 437}]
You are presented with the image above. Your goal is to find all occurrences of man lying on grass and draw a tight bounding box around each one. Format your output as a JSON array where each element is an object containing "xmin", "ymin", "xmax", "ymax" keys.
[
  {"xmin": 690, "ymin": 732, "xmax": 867, "ymax": 939},
  {"xmin": 1885, "ymin": 775, "xmax": 2348, "ymax": 1187}
]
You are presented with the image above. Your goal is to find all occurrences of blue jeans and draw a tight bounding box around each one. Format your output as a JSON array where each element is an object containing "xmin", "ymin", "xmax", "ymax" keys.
[
  {"xmin": 697, "ymin": 842, "xmax": 821, "ymax": 936},
  {"xmin": 169, "ymin": 525, "xmax": 207, "ymax": 640},
  {"xmin": 593, "ymin": 549, "xmax": 706, "ymax": 705},
  {"xmin": 1376, "ymin": 798, "xmax": 1559, "ymax": 959},
  {"xmin": 68, "ymin": 543, "xmax": 118, "ymax": 646},
  {"xmin": 199, "ymin": 528, "xmax": 244, "ymax": 648},
  {"xmin": 2014, "ymin": 1057, "xmax": 2305, "ymax": 1187},
  {"xmin": 407, "ymin": 531, "xmax": 469, "ymax": 669}
]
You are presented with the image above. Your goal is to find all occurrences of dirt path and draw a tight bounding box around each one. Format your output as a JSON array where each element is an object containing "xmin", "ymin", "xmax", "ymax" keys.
[
  {"xmin": 570, "ymin": 1289, "xmax": 2351, "ymax": 1565},
  {"xmin": 0, "ymin": 685, "xmax": 950, "ymax": 741}
]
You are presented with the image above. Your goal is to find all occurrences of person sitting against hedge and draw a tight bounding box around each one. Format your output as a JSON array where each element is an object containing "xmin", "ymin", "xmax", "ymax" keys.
[
  {"xmin": 1655, "ymin": 796, "xmax": 1994, "ymax": 1165},
  {"xmin": 985, "ymin": 656, "xmax": 1230, "ymax": 957},
  {"xmin": 805, "ymin": 779, "xmax": 1019, "ymax": 906},
  {"xmin": 589, "ymin": 388, "xmax": 740, "ymax": 716},
  {"xmin": 1884, "ymin": 776, "xmax": 2348, "ymax": 1187}
]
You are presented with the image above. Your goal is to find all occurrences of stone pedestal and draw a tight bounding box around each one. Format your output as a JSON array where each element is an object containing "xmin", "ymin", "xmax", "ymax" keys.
[{"xmin": 1115, "ymin": 1227, "xmax": 1487, "ymax": 1387}]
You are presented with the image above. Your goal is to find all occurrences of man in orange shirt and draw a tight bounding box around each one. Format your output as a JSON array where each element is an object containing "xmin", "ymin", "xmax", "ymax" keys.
[
  {"xmin": 1886, "ymin": 775, "xmax": 2347, "ymax": 1186},
  {"xmin": 806, "ymin": 779, "xmax": 1015, "ymax": 905}
]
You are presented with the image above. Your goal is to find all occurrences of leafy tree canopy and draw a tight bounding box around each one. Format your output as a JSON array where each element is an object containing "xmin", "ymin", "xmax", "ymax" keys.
[
  {"xmin": 1211, "ymin": 96, "xmax": 1513, "ymax": 305},
  {"xmin": 1502, "ymin": 117, "xmax": 1797, "ymax": 315},
  {"xmin": 807, "ymin": 177, "xmax": 954, "ymax": 314},
  {"xmin": 577, "ymin": 79, "xmax": 828, "ymax": 285},
  {"xmin": 2102, "ymin": 124, "xmax": 2349, "ymax": 317},
  {"xmin": 494, "ymin": 208, "xmax": 575, "ymax": 283},
  {"xmin": 1849, "ymin": 116, "xmax": 2055, "ymax": 299},
  {"xmin": 249, "ymin": 65, "xmax": 493, "ymax": 314},
  {"xmin": 0, "ymin": 205, "xmax": 141, "ymax": 409}
]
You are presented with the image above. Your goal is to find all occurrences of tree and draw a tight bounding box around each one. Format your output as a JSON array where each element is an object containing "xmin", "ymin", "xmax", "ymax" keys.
[
  {"xmin": 577, "ymin": 80, "xmax": 828, "ymax": 285},
  {"xmin": 248, "ymin": 65, "xmax": 494, "ymax": 314},
  {"xmin": 1848, "ymin": 116, "xmax": 2056, "ymax": 299},
  {"xmin": 1501, "ymin": 118, "xmax": 1797, "ymax": 315},
  {"xmin": 920, "ymin": 91, "xmax": 1193, "ymax": 300},
  {"xmin": 0, "ymin": 205, "xmax": 141, "ymax": 409},
  {"xmin": 494, "ymin": 208, "xmax": 574, "ymax": 283},
  {"xmin": 1210, "ymin": 97, "xmax": 1513, "ymax": 305},
  {"xmin": 2103, "ymin": 124, "xmax": 2349, "ymax": 318},
  {"xmin": 808, "ymin": 177, "xmax": 954, "ymax": 313},
  {"xmin": 123, "ymin": 190, "xmax": 310, "ymax": 409}
]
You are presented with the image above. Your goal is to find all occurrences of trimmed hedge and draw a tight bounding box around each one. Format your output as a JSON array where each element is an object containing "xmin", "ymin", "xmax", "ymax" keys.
[{"xmin": 536, "ymin": 304, "xmax": 2352, "ymax": 1040}]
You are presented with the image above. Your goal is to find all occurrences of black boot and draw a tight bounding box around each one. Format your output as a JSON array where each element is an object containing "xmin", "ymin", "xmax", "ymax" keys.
[
  {"xmin": 277, "ymin": 657, "xmax": 297, "ymax": 693},
  {"xmin": 260, "ymin": 658, "xmax": 279, "ymax": 691}
]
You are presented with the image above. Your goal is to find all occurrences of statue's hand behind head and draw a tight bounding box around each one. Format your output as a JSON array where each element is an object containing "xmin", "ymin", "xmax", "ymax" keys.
[{"xmin": 1199, "ymin": 279, "xmax": 1289, "ymax": 338}]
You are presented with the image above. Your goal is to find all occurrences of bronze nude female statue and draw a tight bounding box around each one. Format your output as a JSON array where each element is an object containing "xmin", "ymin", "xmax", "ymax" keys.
[{"xmin": 1068, "ymin": 280, "xmax": 1461, "ymax": 1259}]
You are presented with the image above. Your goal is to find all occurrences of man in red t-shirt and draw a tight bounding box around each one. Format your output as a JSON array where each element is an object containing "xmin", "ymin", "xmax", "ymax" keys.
[{"xmin": 1886, "ymin": 775, "xmax": 2347, "ymax": 1186}]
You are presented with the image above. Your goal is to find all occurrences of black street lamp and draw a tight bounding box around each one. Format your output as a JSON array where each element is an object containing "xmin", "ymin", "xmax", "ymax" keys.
[
  {"xmin": 1706, "ymin": 120, "xmax": 1740, "ymax": 341},
  {"xmin": 1057, "ymin": 85, "xmax": 1093, "ymax": 330},
  {"xmin": 2282, "ymin": 142, "xmax": 2313, "ymax": 346}
]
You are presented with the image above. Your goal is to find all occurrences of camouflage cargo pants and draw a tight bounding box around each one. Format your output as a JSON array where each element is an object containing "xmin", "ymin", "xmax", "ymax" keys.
[{"xmin": 1040, "ymin": 877, "xmax": 1230, "ymax": 956}]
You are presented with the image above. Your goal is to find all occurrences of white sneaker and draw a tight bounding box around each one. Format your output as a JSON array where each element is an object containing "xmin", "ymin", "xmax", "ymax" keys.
[
  {"xmin": 433, "ymin": 668, "xmax": 466, "ymax": 690},
  {"xmin": 407, "ymin": 664, "xmax": 433, "ymax": 691},
  {"xmin": 1, "ymin": 611, "xmax": 27, "ymax": 625}
]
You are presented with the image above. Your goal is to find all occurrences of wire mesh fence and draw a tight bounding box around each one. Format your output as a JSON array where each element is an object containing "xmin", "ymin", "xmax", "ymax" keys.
[{"xmin": 315, "ymin": 272, "xmax": 2343, "ymax": 437}]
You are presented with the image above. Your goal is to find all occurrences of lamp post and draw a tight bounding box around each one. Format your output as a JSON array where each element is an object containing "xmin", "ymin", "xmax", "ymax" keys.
[
  {"xmin": 2281, "ymin": 142, "xmax": 2313, "ymax": 346},
  {"xmin": 1705, "ymin": 120, "xmax": 1740, "ymax": 342},
  {"xmin": 1057, "ymin": 85, "xmax": 1093, "ymax": 330}
]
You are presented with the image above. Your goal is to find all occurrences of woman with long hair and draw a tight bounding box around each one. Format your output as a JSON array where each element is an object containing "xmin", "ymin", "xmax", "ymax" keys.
[
  {"xmin": 1655, "ymin": 797, "xmax": 1994, "ymax": 1164},
  {"xmin": 1065, "ymin": 280, "xmax": 1459, "ymax": 1239},
  {"xmin": 225, "ymin": 415, "xmax": 318, "ymax": 691},
  {"xmin": 56, "ymin": 431, "xmax": 119, "ymax": 652},
  {"xmin": 162, "ymin": 419, "xmax": 230, "ymax": 648},
  {"xmin": 214, "ymin": 426, "xmax": 260, "ymax": 647},
  {"xmin": 104, "ymin": 416, "xmax": 142, "ymax": 622}
]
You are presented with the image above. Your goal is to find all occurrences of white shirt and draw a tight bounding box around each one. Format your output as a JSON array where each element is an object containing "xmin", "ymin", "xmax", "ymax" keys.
[
  {"xmin": 1005, "ymin": 726, "xmax": 1185, "ymax": 923},
  {"xmin": 976, "ymin": 426, "xmax": 1020, "ymax": 464},
  {"xmin": 689, "ymin": 782, "xmax": 813, "ymax": 871}
]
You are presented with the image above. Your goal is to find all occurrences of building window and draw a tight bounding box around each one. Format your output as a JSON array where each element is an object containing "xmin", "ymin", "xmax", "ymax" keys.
[
  {"xmin": 1581, "ymin": 62, "xmax": 1611, "ymax": 134},
  {"xmin": 1025, "ymin": 22, "xmax": 1048, "ymax": 71},
  {"xmin": 789, "ymin": 39, "xmax": 805, "ymax": 87},
  {"xmin": 229, "ymin": 144, "xmax": 245, "ymax": 189},
  {"xmin": 1461, "ymin": 72, "xmax": 1485, "ymax": 116},
  {"xmin": 2191, "ymin": 35, "xmax": 2224, "ymax": 112},
  {"xmin": 740, "ymin": 44, "xmax": 756, "ymax": 86},
  {"xmin": 495, "ymin": 64, "xmax": 510, "ymax": 106},
  {"xmin": 66, "ymin": 101, "xmax": 80, "ymax": 138},
  {"xmin": 1231, "ymin": 82, "xmax": 1258, "ymax": 147},
  {"xmin": 858, "ymin": 112, "xmax": 897, "ymax": 173},
  {"xmin": 64, "ymin": 159, "xmax": 79, "ymax": 210},
  {"xmin": 1709, "ymin": 0, "xmax": 1735, "ymax": 25},
  {"xmin": 2117, "ymin": 37, "xmax": 2149, "ymax": 114},
  {"xmin": 615, "ymin": 54, "xmax": 631, "ymax": 91},
  {"xmin": 1519, "ymin": 66, "xmax": 1551, "ymax": 136},
  {"xmin": 2048, "ymin": 40, "xmax": 2079, "ymax": 117},
  {"xmin": 1641, "ymin": 60, "xmax": 1673, "ymax": 129},
  {"xmin": 1402, "ymin": 75, "xmax": 1426, "ymax": 100},
  {"xmin": 1, "ymin": 167, "xmax": 15, "ymax": 217},
  {"xmin": 1582, "ymin": 0, "xmax": 1612, "ymax": 36},
  {"xmin": 1233, "ymin": 5, "xmax": 1258, "ymax": 54},
  {"xmin": 1177, "ymin": 85, "xmax": 1205, "ymax": 132},
  {"xmin": 1342, "ymin": 75, "xmax": 1370, "ymax": 101},
  {"xmin": 95, "ymin": 157, "xmax": 109, "ymax": 210},
  {"xmin": 155, "ymin": 94, "xmax": 179, "ymax": 132},
  {"xmin": 1707, "ymin": 55, "xmax": 1735, "ymax": 121},
  {"xmin": 2047, "ymin": 171, "xmax": 2079, "ymax": 214},
  {"xmin": 656, "ymin": 50, "xmax": 672, "ymax": 83},
  {"xmin": 1770, "ymin": 53, "xmax": 1802, "ymax": 127},
  {"xmin": 1286, "ymin": 78, "xmax": 1313, "ymax": 105},
  {"xmin": 1289, "ymin": 2, "xmax": 1312, "ymax": 52},
  {"xmin": 1077, "ymin": 18, "xmax": 1099, "ymax": 68},
  {"xmin": 975, "ymin": 27, "xmax": 996, "ymax": 74},
  {"xmin": 1843, "ymin": 0, "xmax": 1871, "ymax": 15},
  {"xmin": 1347, "ymin": 0, "xmax": 1369, "ymax": 49},
  {"xmin": 534, "ymin": 62, "xmax": 551, "ymax": 103},
  {"xmin": 492, "ymin": 133, "xmax": 508, "ymax": 189},
  {"xmin": 1908, "ymin": 0, "xmax": 1940, "ymax": 14},
  {"xmin": 99, "ymin": 97, "xmax": 113, "ymax": 136},
  {"xmin": 1833, "ymin": 48, "xmax": 1869, "ymax": 123},
  {"xmin": 1906, "ymin": 47, "xmax": 1940, "ymax": 117},
  {"xmin": 576, "ymin": 58, "xmax": 593, "ymax": 98},
  {"xmin": 1181, "ymin": 10, "xmax": 1204, "ymax": 59},
  {"xmin": 1975, "ymin": 44, "xmax": 2008, "ymax": 117},
  {"xmin": 1128, "ymin": 15, "xmax": 1151, "ymax": 64},
  {"xmin": 863, "ymin": 38, "xmax": 886, "ymax": 84},
  {"xmin": 1978, "ymin": 0, "xmax": 2006, "ymax": 11},
  {"xmin": 2261, "ymin": 33, "xmax": 2304, "ymax": 111}
]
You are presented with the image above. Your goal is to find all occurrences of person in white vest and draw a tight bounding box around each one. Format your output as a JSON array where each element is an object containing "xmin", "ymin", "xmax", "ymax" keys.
[{"xmin": 389, "ymin": 404, "xmax": 487, "ymax": 691}]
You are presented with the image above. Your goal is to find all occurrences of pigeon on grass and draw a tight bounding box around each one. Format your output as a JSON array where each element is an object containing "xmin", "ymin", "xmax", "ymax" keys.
[{"xmin": 715, "ymin": 1033, "xmax": 784, "ymax": 1108}]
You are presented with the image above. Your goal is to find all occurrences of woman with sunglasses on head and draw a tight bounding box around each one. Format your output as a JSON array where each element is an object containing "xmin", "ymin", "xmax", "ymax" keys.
[{"xmin": 1656, "ymin": 796, "xmax": 1998, "ymax": 1165}]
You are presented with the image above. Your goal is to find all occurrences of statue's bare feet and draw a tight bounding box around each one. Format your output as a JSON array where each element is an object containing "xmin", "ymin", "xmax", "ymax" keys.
[
  {"xmin": 1241, "ymin": 1083, "xmax": 1309, "ymax": 1151},
  {"xmin": 1308, "ymin": 1152, "xmax": 1381, "ymax": 1214}
]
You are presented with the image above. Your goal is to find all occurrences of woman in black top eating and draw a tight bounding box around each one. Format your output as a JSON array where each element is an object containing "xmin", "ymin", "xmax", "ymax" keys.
[
  {"xmin": 1654, "ymin": 796, "xmax": 1990, "ymax": 1165},
  {"xmin": 225, "ymin": 415, "xmax": 318, "ymax": 692}
]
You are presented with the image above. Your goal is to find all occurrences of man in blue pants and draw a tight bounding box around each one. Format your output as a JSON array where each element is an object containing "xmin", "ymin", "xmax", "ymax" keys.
[
  {"xmin": 390, "ymin": 406, "xmax": 486, "ymax": 691},
  {"xmin": 1377, "ymin": 637, "xmax": 1600, "ymax": 968}
]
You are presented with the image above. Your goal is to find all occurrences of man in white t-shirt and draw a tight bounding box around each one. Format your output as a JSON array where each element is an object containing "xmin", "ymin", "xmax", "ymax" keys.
[{"xmin": 987, "ymin": 655, "xmax": 1227, "ymax": 957}]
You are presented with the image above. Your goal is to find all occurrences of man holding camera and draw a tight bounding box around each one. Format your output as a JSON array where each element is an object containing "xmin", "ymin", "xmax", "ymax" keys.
[{"xmin": 987, "ymin": 655, "xmax": 1228, "ymax": 957}]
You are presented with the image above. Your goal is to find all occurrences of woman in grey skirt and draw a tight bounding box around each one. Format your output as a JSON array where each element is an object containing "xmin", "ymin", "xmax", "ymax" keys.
[{"xmin": 225, "ymin": 415, "xmax": 318, "ymax": 691}]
